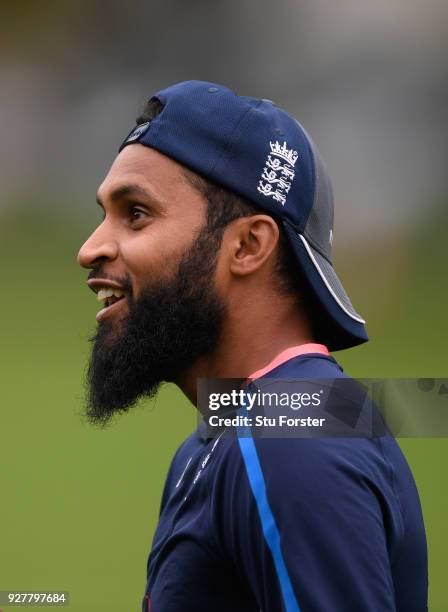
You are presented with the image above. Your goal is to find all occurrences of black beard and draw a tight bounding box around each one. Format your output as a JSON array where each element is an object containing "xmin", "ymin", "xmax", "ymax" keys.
[{"xmin": 85, "ymin": 226, "xmax": 225, "ymax": 426}]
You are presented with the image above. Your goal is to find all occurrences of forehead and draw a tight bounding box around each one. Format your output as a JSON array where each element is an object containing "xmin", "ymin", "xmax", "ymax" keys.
[{"xmin": 97, "ymin": 144, "xmax": 204, "ymax": 210}]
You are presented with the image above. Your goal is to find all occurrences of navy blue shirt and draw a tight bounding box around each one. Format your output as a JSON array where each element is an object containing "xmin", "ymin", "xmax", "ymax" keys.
[{"xmin": 142, "ymin": 349, "xmax": 428, "ymax": 611}]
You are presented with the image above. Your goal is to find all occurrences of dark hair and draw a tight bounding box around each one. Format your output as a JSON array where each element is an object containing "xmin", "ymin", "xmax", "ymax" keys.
[{"xmin": 136, "ymin": 98, "xmax": 307, "ymax": 298}]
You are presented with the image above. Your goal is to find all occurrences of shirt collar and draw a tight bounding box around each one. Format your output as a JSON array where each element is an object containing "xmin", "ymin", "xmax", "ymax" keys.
[{"xmin": 248, "ymin": 343, "xmax": 330, "ymax": 380}]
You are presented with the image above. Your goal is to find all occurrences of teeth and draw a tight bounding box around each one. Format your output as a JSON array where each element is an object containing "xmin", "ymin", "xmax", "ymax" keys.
[{"xmin": 97, "ymin": 288, "xmax": 125, "ymax": 302}]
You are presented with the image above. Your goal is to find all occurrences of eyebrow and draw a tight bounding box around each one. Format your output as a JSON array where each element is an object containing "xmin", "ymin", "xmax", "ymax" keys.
[{"xmin": 96, "ymin": 184, "xmax": 161, "ymax": 208}]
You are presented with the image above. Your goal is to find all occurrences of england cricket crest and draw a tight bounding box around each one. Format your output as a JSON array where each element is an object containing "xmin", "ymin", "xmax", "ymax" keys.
[{"xmin": 257, "ymin": 141, "xmax": 298, "ymax": 206}]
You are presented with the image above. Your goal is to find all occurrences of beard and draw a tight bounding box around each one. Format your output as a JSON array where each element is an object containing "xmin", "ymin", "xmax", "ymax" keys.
[{"xmin": 85, "ymin": 225, "xmax": 226, "ymax": 426}]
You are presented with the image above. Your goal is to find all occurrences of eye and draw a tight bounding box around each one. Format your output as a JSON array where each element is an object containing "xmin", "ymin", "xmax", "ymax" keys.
[{"xmin": 129, "ymin": 206, "xmax": 148, "ymax": 223}]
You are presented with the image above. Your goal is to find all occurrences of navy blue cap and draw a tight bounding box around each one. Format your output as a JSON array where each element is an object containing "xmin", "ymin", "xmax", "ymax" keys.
[{"xmin": 119, "ymin": 80, "xmax": 368, "ymax": 351}]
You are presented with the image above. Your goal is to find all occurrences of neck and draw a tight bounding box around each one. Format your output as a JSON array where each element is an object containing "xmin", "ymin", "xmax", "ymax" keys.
[{"xmin": 176, "ymin": 295, "xmax": 314, "ymax": 406}]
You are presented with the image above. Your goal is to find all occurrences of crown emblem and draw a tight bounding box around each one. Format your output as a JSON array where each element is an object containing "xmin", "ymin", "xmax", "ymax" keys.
[
  {"xmin": 257, "ymin": 140, "xmax": 298, "ymax": 207},
  {"xmin": 269, "ymin": 141, "xmax": 299, "ymax": 166}
]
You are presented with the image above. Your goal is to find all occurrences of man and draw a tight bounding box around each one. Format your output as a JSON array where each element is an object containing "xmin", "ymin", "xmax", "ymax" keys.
[{"xmin": 78, "ymin": 81, "xmax": 427, "ymax": 611}]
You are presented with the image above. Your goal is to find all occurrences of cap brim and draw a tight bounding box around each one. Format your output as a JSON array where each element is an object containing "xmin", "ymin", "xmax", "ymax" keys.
[{"xmin": 283, "ymin": 221, "xmax": 368, "ymax": 351}]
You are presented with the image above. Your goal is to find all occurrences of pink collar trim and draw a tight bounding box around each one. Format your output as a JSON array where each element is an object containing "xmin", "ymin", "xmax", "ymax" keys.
[{"xmin": 248, "ymin": 343, "xmax": 330, "ymax": 380}]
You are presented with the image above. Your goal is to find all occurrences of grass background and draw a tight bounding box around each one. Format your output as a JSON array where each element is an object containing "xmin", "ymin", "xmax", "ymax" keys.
[{"xmin": 0, "ymin": 204, "xmax": 446, "ymax": 611}]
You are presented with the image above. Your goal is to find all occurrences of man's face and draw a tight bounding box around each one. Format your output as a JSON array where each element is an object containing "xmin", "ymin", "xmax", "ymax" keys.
[{"xmin": 77, "ymin": 144, "xmax": 225, "ymax": 425}]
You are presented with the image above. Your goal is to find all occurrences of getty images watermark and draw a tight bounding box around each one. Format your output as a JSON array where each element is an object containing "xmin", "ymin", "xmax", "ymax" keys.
[
  {"xmin": 197, "ymin": 378, "xmax": 448, "ymax": 438},
  {"xmin": 207, "ymin": 386, "xmax": 326, "ymax": 430}
]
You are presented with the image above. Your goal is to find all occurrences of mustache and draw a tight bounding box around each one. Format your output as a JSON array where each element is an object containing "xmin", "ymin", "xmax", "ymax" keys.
[{"xmin": 87, "ymin": 268, "xmax": 133, "ymax": 294}]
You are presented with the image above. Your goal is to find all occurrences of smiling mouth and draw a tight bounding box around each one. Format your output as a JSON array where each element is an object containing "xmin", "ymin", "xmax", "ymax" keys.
[
  {"xmin": 96, "ymin": 288, "xmax": 127, "ymax": 321},
  {"xmin": 97, "ymin": 288, "xmax": 126, "ymax": 306}
]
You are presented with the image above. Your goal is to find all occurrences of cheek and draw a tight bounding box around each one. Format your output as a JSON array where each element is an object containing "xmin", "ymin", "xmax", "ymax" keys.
[{"xmin": 119, "ymin": 226, "xmax": 191, "ymax": 293}]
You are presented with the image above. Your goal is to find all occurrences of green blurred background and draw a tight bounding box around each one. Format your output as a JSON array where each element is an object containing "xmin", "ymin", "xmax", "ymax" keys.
[{"xmin": 1, "ymin": 2, "xmax": 447, "ymax": 611}]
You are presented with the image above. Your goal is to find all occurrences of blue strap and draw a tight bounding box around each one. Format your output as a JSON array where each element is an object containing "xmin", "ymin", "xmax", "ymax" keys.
[{"xmin": 237, "ymin": 421, "xmax": 301, "ymax": 612}]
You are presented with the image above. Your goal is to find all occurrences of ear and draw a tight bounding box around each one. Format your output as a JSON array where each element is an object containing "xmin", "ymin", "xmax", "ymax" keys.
[{"xmin": 225, "ymin": 215, "xmax": 280, "ymax": 277}]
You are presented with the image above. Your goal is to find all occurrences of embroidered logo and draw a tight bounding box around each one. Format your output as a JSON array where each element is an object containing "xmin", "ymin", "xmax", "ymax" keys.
[
  {"xmin": 125, "ymin": 121, "xmax": 150, "ymax": 144},
  {"xmin": 257, "ymin": 141, "xmax": 298, "ymax": 206}
]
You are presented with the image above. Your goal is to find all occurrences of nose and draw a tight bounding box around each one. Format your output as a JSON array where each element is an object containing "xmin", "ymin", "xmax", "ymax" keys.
[{"xmin": 77, "ymin": 223, "xmax": 119, "ymax": 269}]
